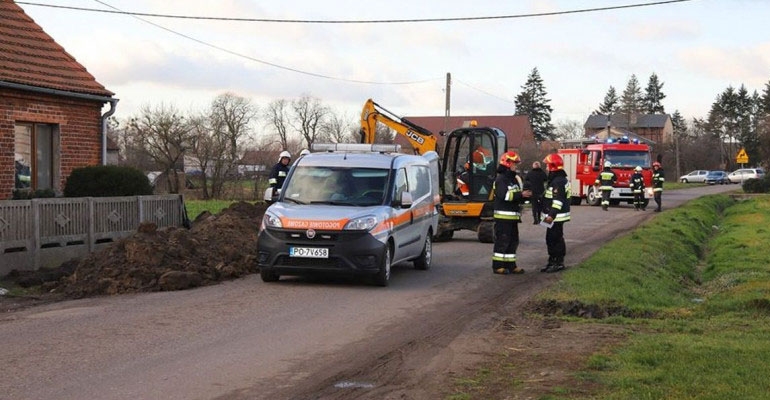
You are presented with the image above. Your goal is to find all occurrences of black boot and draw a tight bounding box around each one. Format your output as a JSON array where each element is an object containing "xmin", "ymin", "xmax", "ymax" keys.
[
  {"xmin": 546, "ymin": 258, "xmax": 566, "ymax": 273},
  {"xmin": 541, "ymin": 256, "xmax": 554, "ymax": 272}
]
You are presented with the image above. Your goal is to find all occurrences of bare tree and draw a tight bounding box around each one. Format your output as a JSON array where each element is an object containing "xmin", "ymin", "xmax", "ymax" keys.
[
  {"xmin": 264, "ymin": 99, "xmax": 291, "ymax": 150},
  {"xmin": 553, "ymin": 119, "xmax": 585, "ymax": 141},
  {"xmin": 291, "ymin": 95, "xmax": 328, "ymax": 149},
  {"xmin": 127, "ymin": 103, "xmax": 192, "ymax": 193},
  {"xmin": 210, "ymin": 92, "xmax": 257, "ymax": 175},
  {"xmin": 187, "ymin": 114, "xmax": 221, "ymax": 199},
  {"xmin": 321, "ymin": 110, "xmax": 355, "ymax": 144}
]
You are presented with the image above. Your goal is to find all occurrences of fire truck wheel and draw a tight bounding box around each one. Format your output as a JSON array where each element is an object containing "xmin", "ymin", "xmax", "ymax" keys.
[{"xmin": 586, "ymin": 187, "xmax": 601, "ymax": 206}]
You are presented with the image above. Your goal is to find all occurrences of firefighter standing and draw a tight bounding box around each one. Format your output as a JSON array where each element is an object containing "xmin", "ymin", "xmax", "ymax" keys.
[
  {"xmin": 541, "ymin": 153, "xmax": 571, "ymax": 273},
  {"xmin": 491, "ymin": 151, "xmax": 531, "ymax": 275},
  {"xmin": 524, "ymin": 161, "xmax": 548, "ymax": 224},
  {"xmin": 268, "ymin": 150, "xmax": 292, "ymax": 195},
  {"xmin": 631, "ymin": 165, "xmax": 646, "ymax": 211},
  {"xmin": 594, "ymin": 160, "xmax": 617, "ymax": 211},
  {"xmin": 652, "ymin": 161, "xmax": 664, "ymax": 212}
]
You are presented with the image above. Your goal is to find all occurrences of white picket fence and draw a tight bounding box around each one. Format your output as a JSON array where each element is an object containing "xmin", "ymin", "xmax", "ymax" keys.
[{"xmin": 0, "ymin": 195, "xmax": 187, "ymax": 275}]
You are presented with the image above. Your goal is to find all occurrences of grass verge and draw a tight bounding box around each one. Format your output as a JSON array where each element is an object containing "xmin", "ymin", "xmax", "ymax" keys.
[
  {"xmin": 184, "ymin": 199, "xmax": 241, "ymax": 220},
  {"xmin": 450, "ymin": 194, "xmax": 770, "ymax": 399}
]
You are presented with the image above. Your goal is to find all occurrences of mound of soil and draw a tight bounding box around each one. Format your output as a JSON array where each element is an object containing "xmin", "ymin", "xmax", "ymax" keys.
[{"xmin": 47, "ymin": 201, "xmax": 268, "ymax": 298}]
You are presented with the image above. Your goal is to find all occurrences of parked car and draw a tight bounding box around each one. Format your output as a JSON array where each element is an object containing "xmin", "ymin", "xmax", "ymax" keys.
[
  {"xmin": 678, "ymin": 170, "xmax": 709, "ymax": 183},
  {"xmin": 705, "ymin": 170, "xmax": 729, "ymax": 185},
  {"xmin": 727, "ymin": 168, "xmax": 765, "ymax": 184}
]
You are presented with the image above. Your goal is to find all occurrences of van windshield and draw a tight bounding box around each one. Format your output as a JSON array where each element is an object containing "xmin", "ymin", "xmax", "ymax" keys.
[
  {"xmin": 605, "ymin": 151, "xmax": 651, "ymax": 169},
  {"xmin": 282, "ymin": 167, "xmax": 390, "ymax": 206}
]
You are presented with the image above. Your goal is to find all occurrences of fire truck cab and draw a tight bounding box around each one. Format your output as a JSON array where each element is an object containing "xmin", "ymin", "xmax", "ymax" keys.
[{"xmin": 558, "ymin": 137, "xmax": 653, "ymax": 207}]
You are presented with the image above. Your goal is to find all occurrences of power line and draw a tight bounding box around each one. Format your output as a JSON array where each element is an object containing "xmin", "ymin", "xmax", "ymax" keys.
[
  {"xmin": 455, "ymin": 79, "xmax": 515, "ymax": 105},
  {"xmin": 80, "ymin": 0, "xmax": 442, "ymax": 86},
  {"xmin": 18, "ymin": 0, "xmax": 694, "ymax": 24}
]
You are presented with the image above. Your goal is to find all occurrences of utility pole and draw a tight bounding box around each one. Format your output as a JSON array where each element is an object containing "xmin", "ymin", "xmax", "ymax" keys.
[{"xmin": 443, "ymin": 72, "xmax": 451, "ymax": 134}]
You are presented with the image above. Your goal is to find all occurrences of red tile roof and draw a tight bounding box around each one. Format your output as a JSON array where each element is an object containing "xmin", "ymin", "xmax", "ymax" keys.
[
  {"xmin": 0, "ymin": 0, "xmax": 113, "ymax": 96},
  {"xmin": 398, "ymin": 115, "xmax": 535, "ymax": 151}
]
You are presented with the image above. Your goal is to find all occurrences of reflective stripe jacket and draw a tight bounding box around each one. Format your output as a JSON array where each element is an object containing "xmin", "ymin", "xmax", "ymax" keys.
[
  {"xmin": 268, "ymin": 162, "xmax": 290, "ymax": 189},
  {"xmin": 630, "ymin": 172, "xmax": 645, "ymax": 193},
  {"xmin": 544, "ymin": 170, "xmax": 571, "ymax": 222},
  {"xmin": 594, "ymin": 168, "xmax": 617, "ymax": 191},
  {"xmin": 652, "ymin": 168, "xmax": 665, "ymax": 192},
  {"xmin": 492, "ymin": 168, "xmax": 524, "ymax": 221}
]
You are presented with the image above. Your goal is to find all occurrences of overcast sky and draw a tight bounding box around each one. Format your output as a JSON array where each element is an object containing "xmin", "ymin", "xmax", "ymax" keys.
[{"xmin": 17, "ymin": 0, "xmax": 770, "ymax": 125}]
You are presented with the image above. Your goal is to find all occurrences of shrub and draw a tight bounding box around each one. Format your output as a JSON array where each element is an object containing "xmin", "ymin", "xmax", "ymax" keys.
[
  {"xmin": 64, "ymin": 165, "xmax": 153, "ymax": 197},
  {"xmin": 741, "ymin": 176, "xmax": 770, "ymax": 193},
  {"xmin": 11, "ymin": 188, "xmax": 56, "ymax": 200}
]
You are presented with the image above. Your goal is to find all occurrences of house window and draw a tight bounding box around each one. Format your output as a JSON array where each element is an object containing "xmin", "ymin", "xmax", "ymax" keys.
[{"xmin": 14, "ymin": 123, "xmax": 59, "ymax": 191}]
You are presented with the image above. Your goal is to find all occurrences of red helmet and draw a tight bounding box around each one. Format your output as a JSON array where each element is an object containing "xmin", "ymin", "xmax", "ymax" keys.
[
  {"xmin": 499, "ymin": 151, "xmax": 521, "ymax": 168},
  {"xmin": 653, "ymin": 161, "xmax": 661, "ymax": 168},
  {"xmin": 543, "ymin": 153, "xmax": 564, "ymax": 172}
]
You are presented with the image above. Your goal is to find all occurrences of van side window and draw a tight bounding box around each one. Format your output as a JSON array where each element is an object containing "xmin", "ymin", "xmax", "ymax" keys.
[
  {"xmin": 407, "ymin": 165, "xmax": 430, "ymax": 199},
  {"xmin": 393, "ymin": 168, "xmax": 408, "ymax": 202}
]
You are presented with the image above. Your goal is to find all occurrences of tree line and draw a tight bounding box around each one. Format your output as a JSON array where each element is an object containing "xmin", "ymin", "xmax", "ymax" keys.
[
  {"xmin": 113, "ymin": 70, "xmax": 770, "ymax": 198},
  {"xmin": 514, "ymin": 67, "xmax": 770, "ymax": 178}
]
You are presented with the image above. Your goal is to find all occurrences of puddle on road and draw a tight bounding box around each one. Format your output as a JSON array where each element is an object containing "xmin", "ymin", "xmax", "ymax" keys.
[{"xmin": 334, "ymin": 381, "xmax": 375, "ymax": 389}]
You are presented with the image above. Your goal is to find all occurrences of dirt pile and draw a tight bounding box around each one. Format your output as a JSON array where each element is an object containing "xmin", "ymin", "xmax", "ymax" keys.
[{"xmin": 50, "ymin": 201, "xmax": 267, "ymax": 298}]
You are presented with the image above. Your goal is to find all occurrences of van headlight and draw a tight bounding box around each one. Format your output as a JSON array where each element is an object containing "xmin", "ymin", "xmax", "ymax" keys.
[
  {"xmin": 344, "ymin": 215, "xmax": 378, "ymax": 231},
  {"xmin": 262, "ymin": 211, "xmax": 282, "ymax": 229}
]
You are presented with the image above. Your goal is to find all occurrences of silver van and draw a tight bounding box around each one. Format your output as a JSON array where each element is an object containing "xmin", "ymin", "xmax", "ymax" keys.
[{"xmin": 257, "ymin": 144, "xmax": 440, "ymax": 286}]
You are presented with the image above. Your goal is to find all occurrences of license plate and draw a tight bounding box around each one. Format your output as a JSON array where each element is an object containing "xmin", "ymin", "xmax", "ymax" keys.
[{"xmin": 289, "ymin": 247, "xmax": 329, "ymax": 258}]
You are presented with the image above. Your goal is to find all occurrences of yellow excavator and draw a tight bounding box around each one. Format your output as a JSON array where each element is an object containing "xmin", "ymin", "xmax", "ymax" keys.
[{"xmin": 360, "ymin": 99, "xmax": 509, "ymax": 242}]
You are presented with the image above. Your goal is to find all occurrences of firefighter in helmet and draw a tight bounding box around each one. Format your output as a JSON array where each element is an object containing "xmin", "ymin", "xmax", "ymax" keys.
[
  {"xmin": 652, "ymin": 161, "xmax": 664, "ymax": 212},
  {"xmin": 631, "ymin": 165, "xmax": 646, "ymax": 211},
  {"xmin": 541, "ymin": 153, "xmax": 571, "ymax": 273},
  {"xmin": 491, "ymin": 151, "xmax": 531, "ymax": 275},
  {"xmin": 269, "ymin": 150, "xmax": 292, "ymax": 195},
  {"xmin": 594, "ymin": 160, "xmax": 617, "ymax": 211}
]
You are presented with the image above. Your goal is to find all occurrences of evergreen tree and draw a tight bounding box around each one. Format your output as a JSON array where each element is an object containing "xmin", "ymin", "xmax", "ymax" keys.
[
  {"xmin": 642, "ymin": 73, "xmax": 666, "ymax": 114},
  {"xmin": 761, "ymin": 79, "xmax": 770, "ymax": 115},
  {"xmin": 620, "ymin": 74, "xmax": 642, "ymax": 116},
  {"xmin": 671, "ymin": 110, "xmax": 687, "ymax": 138},
  {"xmin": 595, "ymin": 86, "xmax": 619, "ymax": 115},
  {"xmin": 514, "ymin": 67, "xmax": 555, "ymax": 142}
]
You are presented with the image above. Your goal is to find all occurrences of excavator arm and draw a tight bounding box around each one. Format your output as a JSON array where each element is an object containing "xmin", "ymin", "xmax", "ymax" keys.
[{"xmin": 360, "ymin": 98, "xmax": 437, "ymax": 155}]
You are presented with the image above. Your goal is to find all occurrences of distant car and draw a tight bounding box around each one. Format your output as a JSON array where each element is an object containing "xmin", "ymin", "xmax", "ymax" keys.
[
  {"xmin": 727, "ymin": 168, "xmax": 765, "ymax": 184},
  {"xmin": 679, "ymin": 170, "xmax": 709, "ymax": 183},
  {"xmin": 705, "ymin": 170, "xmax": 729, "ymax": 185}
]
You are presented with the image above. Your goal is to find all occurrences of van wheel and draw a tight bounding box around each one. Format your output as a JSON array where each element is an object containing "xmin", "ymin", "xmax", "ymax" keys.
[
  {"xmin": 260, "ymin": 268, "xmax": 279, "ymax": 282},
  {"xmin": 373, "ymin": 244, "xmax": 392, "ymax": 287},
  {"xmin": 413, "ymin": 233, "xmax": 432, "ymax": 270},
  {"xmin": 586, "ymin": 187, "xmax": 601, "ymax": 206},
  {"xmin": 477, "ymin": 221, "xmax": 494, "ymax": 243}
]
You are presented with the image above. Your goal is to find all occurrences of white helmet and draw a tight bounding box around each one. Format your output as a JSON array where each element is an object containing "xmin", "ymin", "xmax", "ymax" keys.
[
  {"xmin": 604, "ymin": 161, "xmax": 612, "ymax": 168},
  {"xmin": 299, "ymin": 149, "xmax": 310, "ymax": 156},
  {"xmin": 634, "ymin": 166, "xmax": 642, "ymax": 172},
  {"xmin": 278, "ymin": 150, "xmax": 291, "ymax": 161}
]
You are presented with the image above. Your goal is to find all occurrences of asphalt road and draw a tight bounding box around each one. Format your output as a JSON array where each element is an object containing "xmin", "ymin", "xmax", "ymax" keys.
[{"xmin": 0, "ymin": 183, "xmax": 737, "ymax": 400}]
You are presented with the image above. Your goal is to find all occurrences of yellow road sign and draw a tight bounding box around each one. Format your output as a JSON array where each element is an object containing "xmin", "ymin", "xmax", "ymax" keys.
[{"xmin": 736, "ymin": 148, "xmax": 749, "ymax": 164}]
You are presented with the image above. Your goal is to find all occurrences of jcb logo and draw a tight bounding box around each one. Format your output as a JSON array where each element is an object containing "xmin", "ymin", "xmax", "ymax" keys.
[{"xmin": 406, "ymin": 130, "xmax": 425, "ymax": 145}]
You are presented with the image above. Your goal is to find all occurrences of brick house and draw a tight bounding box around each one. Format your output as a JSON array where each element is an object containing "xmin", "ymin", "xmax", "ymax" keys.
[
  {"xmin": 1, "ymin": 1, "xmax": 117, "ymax": 199},
  {"xmin": 398, "ymin": 115, "xmax": 535, "ymax": 152}
]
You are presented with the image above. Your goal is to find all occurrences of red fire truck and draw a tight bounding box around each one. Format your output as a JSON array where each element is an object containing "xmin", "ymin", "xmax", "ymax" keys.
[{"xmin": 558, "ymin": 137, "xmax": 653, "ymax": 207}]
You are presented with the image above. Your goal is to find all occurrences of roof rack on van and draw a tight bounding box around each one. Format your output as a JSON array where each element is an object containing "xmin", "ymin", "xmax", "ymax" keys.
[{"xmin": 311, "ymin": 143, "xmax": 401, "ymax": 153}]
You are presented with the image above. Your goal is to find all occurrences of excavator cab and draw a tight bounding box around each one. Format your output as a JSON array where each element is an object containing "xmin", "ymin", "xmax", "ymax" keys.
[{"xmin": 436, "ymin": 126, "xmax": 508, "ymax": 242}]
